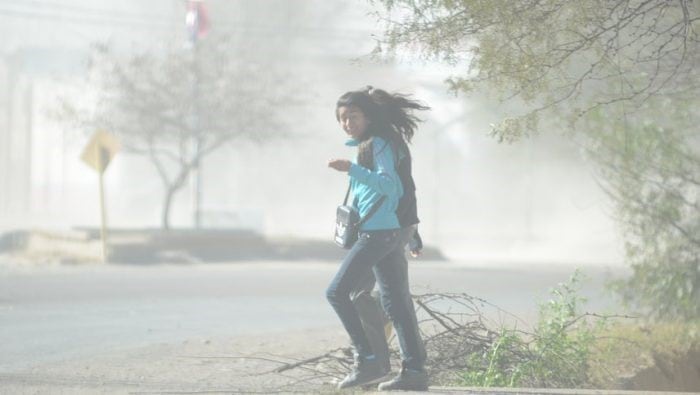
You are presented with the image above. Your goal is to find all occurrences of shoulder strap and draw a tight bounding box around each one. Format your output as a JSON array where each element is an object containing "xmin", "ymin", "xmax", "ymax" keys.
[
  {"xmin": 342, "ymin": 181, "xmax": 352, "ymax": 205},
  {"xmin": 341, "ymin": 180, "xmax": 386, "ymax": 226},
  {"xmin": 357, "ymin": 195, "xmax": 386, "ymax": 227}
]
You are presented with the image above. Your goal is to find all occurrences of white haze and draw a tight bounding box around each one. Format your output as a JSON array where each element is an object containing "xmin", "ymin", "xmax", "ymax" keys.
[{"xmin": 0, "ymin": 0, "xmax": 623, "ymax": 265}]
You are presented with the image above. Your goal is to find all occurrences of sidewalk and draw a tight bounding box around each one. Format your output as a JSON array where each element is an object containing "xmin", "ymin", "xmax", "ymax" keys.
[{"xmin": 422, "ymin": 387, "xmax": 698, "ymax": 395}]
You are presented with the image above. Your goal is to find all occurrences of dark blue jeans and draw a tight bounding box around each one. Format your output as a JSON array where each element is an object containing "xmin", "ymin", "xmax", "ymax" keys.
[{"xmin": 326, "ymin": 227, "xmax": 427, "ymax": 371}]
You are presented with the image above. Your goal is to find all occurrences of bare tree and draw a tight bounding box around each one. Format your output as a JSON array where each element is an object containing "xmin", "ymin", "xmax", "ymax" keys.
[{"xmin": 61, "ymin": 38, "xmax": 299, "ymax": 229}]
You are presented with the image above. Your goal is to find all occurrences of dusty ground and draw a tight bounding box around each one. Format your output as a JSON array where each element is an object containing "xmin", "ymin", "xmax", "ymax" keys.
[
  {"xmin": 0, "ymin": 326, "xmax": 361, "ymax": 394},
  {"xmin": 0, "ymin": 255, "xmax": 629, "ymax": 394},
  {"xmin": 3, "ymin": 326, "xmax": 698, "ymax": 395}
]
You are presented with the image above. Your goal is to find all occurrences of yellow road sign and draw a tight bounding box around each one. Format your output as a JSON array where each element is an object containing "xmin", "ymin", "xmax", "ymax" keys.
[
  {"xmin": 80, "ymin": 130, "xmax": 120, "ymax": 263},
  {"xmin": 81, "ymin": 130, "xmax": 120, "ymax": 173}
]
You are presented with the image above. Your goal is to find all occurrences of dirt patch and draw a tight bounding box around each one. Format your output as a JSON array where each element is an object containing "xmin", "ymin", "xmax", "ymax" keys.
[
  {"xmin": 0, "ymin": 327, "xmax": 352, "ymax": 394},
  {"xmin": 617, "ymin": 348, "xmax": 700, "ymax": 392},
  {"xmin": 590, "ymin": 322, "xmax": 700, "ymax": 392}
]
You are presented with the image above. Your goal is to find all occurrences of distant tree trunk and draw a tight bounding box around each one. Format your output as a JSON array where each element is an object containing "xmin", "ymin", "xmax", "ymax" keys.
[
  {"xmin": 159, "ymin": 166, "xmax": 191, "ymax": 231},
  {"xmin": 161, "ymin": 186, "xmax": 178, "ymax": 230}
]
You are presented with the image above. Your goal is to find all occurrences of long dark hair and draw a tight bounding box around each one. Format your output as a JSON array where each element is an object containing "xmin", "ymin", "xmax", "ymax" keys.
[{"xmin": 336, "ymin": 86, "xmax": 430, "ymax": 169}]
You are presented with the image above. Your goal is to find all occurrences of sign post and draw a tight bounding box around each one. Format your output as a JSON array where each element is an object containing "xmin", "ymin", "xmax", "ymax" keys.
[{"xmin": 80, "ymin": 130, "xmax": 120, "ymax": 263}]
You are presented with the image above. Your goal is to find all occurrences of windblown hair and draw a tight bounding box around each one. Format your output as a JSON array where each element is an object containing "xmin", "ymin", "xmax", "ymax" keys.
[{"xmin": 336, "ymin": 86, "xmax": 430, "ymax": 169}]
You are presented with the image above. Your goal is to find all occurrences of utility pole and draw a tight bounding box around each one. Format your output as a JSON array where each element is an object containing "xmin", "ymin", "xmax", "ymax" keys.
[
  {"xmin": 0, "ymin": 56, "xmax": 11, "ymax": 219},
  {"xmin": 185, "ymin": 0, "xmax": 209, "ymax": 229}
]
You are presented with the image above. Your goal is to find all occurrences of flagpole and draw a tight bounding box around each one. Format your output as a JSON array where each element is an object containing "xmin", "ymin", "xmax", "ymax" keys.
[
  {"xmin": 186, "ymin": 0, "xmax": 208, "ymax": 229},
  {"xmin": 193, "ymin": 41, "xmax": 202, "ymax": 229}
]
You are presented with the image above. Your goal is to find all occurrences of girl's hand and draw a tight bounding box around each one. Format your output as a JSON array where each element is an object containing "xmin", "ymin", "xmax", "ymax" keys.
[
  {"xmin": 328, "ymin": 159, "xmax": 352, "ymax": 172},
  {"xmin": 409, "ymin": 249, "xmax": 422, "ymax": 258}
]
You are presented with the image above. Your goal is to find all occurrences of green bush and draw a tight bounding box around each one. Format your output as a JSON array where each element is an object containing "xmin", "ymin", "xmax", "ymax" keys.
[
  {"xmin": 458, "ymin": 270, "xmax": 606, "ymax": 388},
  {"xmin": 585, "ymin": 108, "xmax": 700, "ymax": 321}
]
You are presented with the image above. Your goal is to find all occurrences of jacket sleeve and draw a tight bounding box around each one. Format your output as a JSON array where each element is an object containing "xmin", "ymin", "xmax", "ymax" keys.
[{"xmin": 348, "ymin": 139, "xmax": 402, "ymax": 198}]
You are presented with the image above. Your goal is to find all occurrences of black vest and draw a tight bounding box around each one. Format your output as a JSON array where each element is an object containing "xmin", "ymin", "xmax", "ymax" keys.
[{"xmin": 396, "ymin": 148, "xmax": 419, "ymax": 227}]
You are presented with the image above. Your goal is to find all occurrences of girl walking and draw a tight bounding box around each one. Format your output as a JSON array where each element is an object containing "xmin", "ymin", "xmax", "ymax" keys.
[{"xmin": 326, "ymin": 86, "xmax": 429, "ymax": 391}]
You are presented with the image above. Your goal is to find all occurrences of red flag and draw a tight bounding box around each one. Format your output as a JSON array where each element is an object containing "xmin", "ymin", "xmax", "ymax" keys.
[{"xmin": 186, "ymin": 0, "xmax": 210, "ymax": 43}]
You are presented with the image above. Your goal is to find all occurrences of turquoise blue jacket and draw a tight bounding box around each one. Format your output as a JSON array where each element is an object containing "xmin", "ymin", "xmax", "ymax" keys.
[{"xmin": 346, "ymin": 137, "xmax": 403, "ymax": 231}]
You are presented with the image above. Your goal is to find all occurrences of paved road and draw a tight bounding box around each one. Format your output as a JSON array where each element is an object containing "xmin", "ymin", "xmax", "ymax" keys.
[{"xmin": 0, "ymin": 259, "xmax": 627, "ymax": 373}]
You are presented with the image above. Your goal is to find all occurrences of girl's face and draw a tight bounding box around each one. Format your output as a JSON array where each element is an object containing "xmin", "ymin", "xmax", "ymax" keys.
[{"xmin": 337, "ymin": 105, "xmax": 369, "ymax": 140}]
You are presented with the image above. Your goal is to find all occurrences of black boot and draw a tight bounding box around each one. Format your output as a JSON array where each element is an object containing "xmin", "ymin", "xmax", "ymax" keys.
[
  {"xmin": 352, "ymin": 290, "xmax": 392, "ymax": 373},
  {"xmin": 337, "ymin": 354, "xmax": 390, "ymax": 389},
  {"xmin": 377, "ymin": 367, "xmax": 429, "ymax": 391}
]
